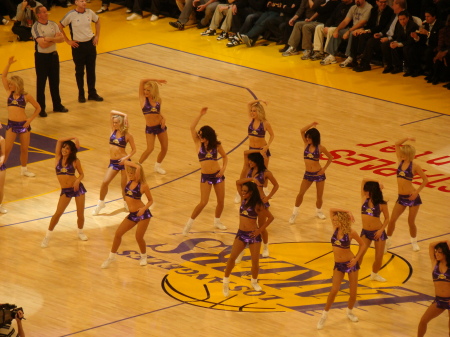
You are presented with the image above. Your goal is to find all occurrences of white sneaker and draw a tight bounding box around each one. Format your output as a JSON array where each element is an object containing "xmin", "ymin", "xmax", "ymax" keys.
[
  {"xmin": 346, "ymin": 309, "xmax": 359, "ymax": 322},
  {"xmin": 370, "ymin": 272, "xmax": 386, "ymax": 282},
  {"xmin": 412, "ymin": 242, "xmax": 420, "ymax": 252},
  {"xmin": 214, "ymin": 220, "xmax": 227, "ymax": 230},
  {"xmin": 234, "ymin": 192, "xmax": 241, "ymax": 204},
  {"xmin": 154, "ymin": 163, "xmax": 166, "ymax": 175},
  {"xmin": 282, "ymin": 46, "xmax": 299, "ymax": 57},
  {"xmin": 150, "ymin": 14, "xmax": 159, "ymax": 21},
  {"xmin": 2, "ymin": 18, "xmax": 9, "ymax": 25},
  {"xmin": 223, "ymin": 282, "xmax": 230, "ymax": 296},
  {"xmin": 289, "ymin": 213, "xmax": 298, "ymax": 224},
  {"xmin": 183, "ymin": 222, "xmax": 192, "ymax": 236},
  {"xmin": 41, "ymin": 237, "xmax": 50, "ymax": 248},
  {"xmin": 300, "ymin": 49, "xmax": 312, "ymax": 60},
  {"xmin": 317, "ymin": 314, "xmax": 328, "ymax": 330},
  {"xmin": 96, "ymin": 5, "xmax": 108, "ymax": 13},
  {"xmin": 251, "ymin": 281, "xmax": 262, "ymax": 291},
  {"xmin": 320, "ymin": 54, "xmax": 336, "ymax": 65},
  {"xmin": 235, "ymin": 249, "xmax": 245, "ymax": 263},
  {"xmin": 262, "ymin": 245, "xmax": 269, "ymax": 257},
  {"xmin": 21, "ymin": 170, "xmax": 35, "ymax": 177},
  {"xmin": 126, "ymin": 13, "xmax": 142, "ymax": 21},
  {"xmin": 139, "ymin": 256, "xmax": 147, "ymax": 266},
  {"xmin": 0, "ymin": 206, "xmax": 7, "ymax": 214},
  {"xmin": 92, "ymin": 201, "xmax": 106, "ymax": 215},
  {"xmin": 316, "ymin": 210, "xmax": 326, "ymax": 219},
  {"xmin": 339, "ymin": 56, "xmax": 353, "ymax": 68},
  {"xmin": 126, "ymin": 8, "xmax": 132, "ymax": 13},
  {"xmin": 101, "ymin": 256, "xmax": 116, "ymax": 269},
  {"xmin": 78, "ymin": 233, "xmax": 88, "ymax": 241}
]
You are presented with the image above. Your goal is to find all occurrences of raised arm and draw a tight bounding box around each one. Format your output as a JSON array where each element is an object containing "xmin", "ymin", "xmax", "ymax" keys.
[
  {"xmin": 110, "ymin": 110, "xmax": 129, "ymax": 131},
  {"xmin": 124, "ymin": 160, "xmax": 142, "ymax": 181},
  {"xmin": 55, "ymin": 137, "xmax": 80, "ymax": 158},
  {"xmin": 329, "ymin": 208, "xmax": 355, "ymax": 223},
  {"xmin": 2, "ymin": 57, "xmax": 16, "ymax": 92},
  {"xmin": 394, "ymin": 137, "xmax": 415, "ymax": 161},
  {"xmin": 247, "ymin": 99, "xmax": 267, "ymax": 119},
  {"xmin": 300, "ymin": 121, "xmax": 318, "ymax": 143},
  {"xmin": 190, "ymin": 107, "xmax": 207, "ymax": 143},
  {"xmin": 139, "ymin": 78, "xmax": 167, "ymax": 106},
  {"xmin": 428, "ymin": 240, "xmax": 449, "ymax": 265}
]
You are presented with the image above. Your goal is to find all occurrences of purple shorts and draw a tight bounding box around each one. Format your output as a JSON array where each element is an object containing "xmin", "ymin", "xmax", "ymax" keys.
[
  {"xmin": 126, "ymin": 209, "xmax": 152, "ymax": 223},
  {"xmin": 397, "ymin": 194, "xmax": 422, "ymax": 207},
  {"xmin": 303, "ymin": 170, "xmax": 326, "ymax": 182},
  {"xmin": 201, "ymin": 171, "xmax": 225, "ymax": 185},
  {"xmin": 60, "ymin": 183, "xmax": 87, "ymax": 198},
  {"xmin": 108, "ymin": 159, "xmax": 125, "ymax": 171},
  {"xmin": 145, "ymin": 124, "xmax": 167, "ymax": 135},
  {"xmin": 236, "ymin": 229, "xmax": 262, "ymax": 244},
  {"xmin": 334, "ymin": 261, "xmax": 360, "ymax": 273},
  {"xmin": 0, "ymin": 164, "xmax": 6, "ymax": 171},
  {"xmin": 434, "ymin": 296, "xmax": 450, "ymax": 310},
  {"xmin": 249, "ymin": 146, "xmax": 271, "ymax": 157},
  {"xmin": 360, "ymin": 228, "xmax": 387, "ymax": 241},
  {"xmin": 6, "ymin": 120, "xmax": 31, "ymax": 134}
]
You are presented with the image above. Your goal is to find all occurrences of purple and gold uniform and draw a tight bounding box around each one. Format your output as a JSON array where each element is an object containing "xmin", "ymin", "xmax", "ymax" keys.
[
  {"xmin": 57, "ymin": 159, "xmax": 86, "ymax": 197},
  {"xmin": 201, "ymin": 171, "xmax": 225, "ymax": 185},
  {"xmin": 56, "ymin": 158, "xmax": 75, "ymax": 176},
  {"xmin": 7, "ymin": 92, "xmax": 26, "ymax": 108},
  {"xmin": 331, "ymin": 227, "xmax": 351, "ymax": 249},
  {"xmin": 360, "ymin": 198, "xmax": 387, "ymax": 241},
  {"xmin": 334, "ymin": 261, "xmax": 360, "ymax": 273},
  {"xmin": 397, "ymin": 194, "xmax": 422, "ymax": 207},
  {"xmin": 6, "ymin": 120, "xmax": 31, "ymax": 134},
  {"xmin": 397, "ymin": 160, "xmax": 413, "ymax": 181},
  {"xmin": 434, "ymin": 296, "xmax": 450, "ymax": 310},
  {"xmin": 303, "ymin": 170, "xmax": 326, "ymax": 182},
  {"xmin": 304, "ymin": 144, "xmax": 320, "ymax": 161},
  {"xmin": 108, "ymin": 159, "xmax": 125, "ymax": 171},
  {"xmin": 61, "ymin": 183, "xmax": 87, "ymax": 198},
  {"xmin": 109, "ymin": 130, "xmax": 126, "ymax": 148},
  {"xmin": 125, "ymin": 181, "xmax": 142, "ymax": 199},
  {"xmin": 127, "ymin": 209, "xmax": 152, "ymax": 223},
  {"xmin": 248, "ymin": 119, "xmax": 265, "ymax": 138},
  {"xmin": 143, "ymin": 99, "xmax": 167, "ymax": 135},
  {"xmin": 142, "ymin": 98, "xmax": 160, "ymax": 115},
  {"xmin": 433, "ymin": 262, "xmax": 450, "ymax": 282},
  {"xmin": 236, "ymin": 199, "xmax": 262, "ymax": 243}
]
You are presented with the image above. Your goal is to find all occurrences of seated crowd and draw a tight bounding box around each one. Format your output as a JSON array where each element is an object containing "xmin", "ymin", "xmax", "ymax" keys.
[{"xmin": 1, "ymin": 0, "xmax": 450, "ymax": 89}]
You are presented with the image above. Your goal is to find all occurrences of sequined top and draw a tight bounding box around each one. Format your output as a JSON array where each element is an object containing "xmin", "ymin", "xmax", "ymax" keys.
[
  {"xmin": 361, "ymin": 198, "xmax": 381, "ymax": 217},
  {"xmin": 331, "ymin": 228, "xmax": 350, "ymax": 249},
  {"xmin": 142, "ymin": 98, "xmax": 160, "ymax": 115},
  {"xmin": 247, "ymin": 167, "xmax": 265, "ymax": 187},
  {"xmin": 433, "ymin": 262, "xmax": 450, "ymax": 282},
  {"xmin": 55, "ymin": 159, "xmax": 75, "ymax": 176},
  {"xmin": 109, "ymin": 130, "xmax": 126, "ymax": 148},
  {"xmin": 304, "ymin": 144, "xmax": 320, "ymax": 161},
  {"xmin": 239, "ymin": 199, "xmax": 258, "ymax": 219},
  {"xmin": 397, "ymin": 161, "xmax": 413, "ymax": 181},
  {"xmin": 125, "ymin": 181, "xmax": 141, "ymax": 199},
  {"xmin": 248, "ymin": 119, "xmax": 265, "ymax": 138},
  {"xmin": 7, "ymin": 92, "xmax": 26, "ymax": 109},
  {"xmin": 198, "ymin": 143, "xmax": 218, "ymax": 162}
]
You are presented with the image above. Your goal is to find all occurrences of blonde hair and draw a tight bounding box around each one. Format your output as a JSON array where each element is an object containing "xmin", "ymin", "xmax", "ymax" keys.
[
  {"xmin": 127, "ymin": 163, "xmax": 147, "ymax": 184},
  {"xmin": 400, "ymin": 144, "xmax": 416, "ymax": 161},
  {"xmin": 251, "ymin": 102, "xmax": 267, "ymax": 121},
  {"xmin": 112, "ymin": 115, "xmax": 128, "ymax": 135},
  {"xmin": 333, "ymin": 211, "xmax": 352, "ymax": 235},
  {"xmin": 9, "ymin": 76, "xmax": 26, "ymax": 95},
  {"xmin": 144, "ymin": 81, "xmax": 161, "ymax": 102}
]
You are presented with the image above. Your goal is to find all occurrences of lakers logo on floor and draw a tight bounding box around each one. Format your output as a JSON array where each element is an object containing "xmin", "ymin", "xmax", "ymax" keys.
[{"xmin": 161, "ymin": 242, "xmax": 433, "ymax": 312}]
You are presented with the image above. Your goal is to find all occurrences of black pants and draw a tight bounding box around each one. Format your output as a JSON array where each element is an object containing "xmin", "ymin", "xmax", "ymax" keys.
[
  {"xmin": 381, "ymin": 42, "xmax": 403, "ymax": 68},
  {"xmin": 12, "ymin": 24, "xmax": 32, "ymax": 41},
  {"xmin": 72, "ymin": 40, "xmax": 97, "ymax": 97},
  {"xmin": 35, "ymin": 51, "xmax": 63, "ymax": 112}
]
